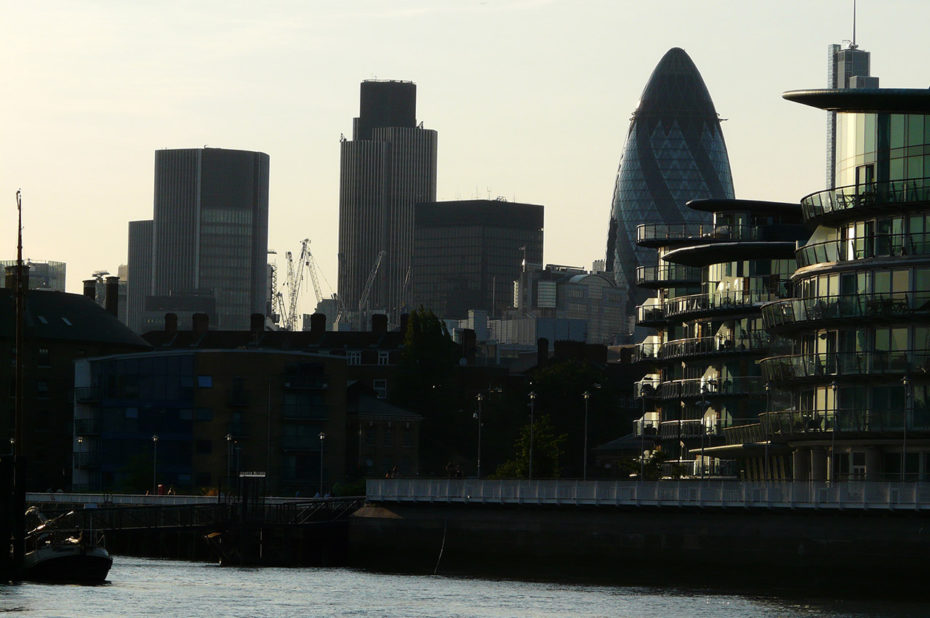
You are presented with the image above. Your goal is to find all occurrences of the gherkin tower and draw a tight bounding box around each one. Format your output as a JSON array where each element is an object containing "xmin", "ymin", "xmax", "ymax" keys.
[{"xmin": 606, "ymin": 48, "xmax": 734, "ymax": 340}]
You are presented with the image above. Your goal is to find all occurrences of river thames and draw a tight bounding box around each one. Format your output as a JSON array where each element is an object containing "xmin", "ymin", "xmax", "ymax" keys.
[{"xmin": 0, "ymin": 556, "xmax": 922, "ymax": 616}]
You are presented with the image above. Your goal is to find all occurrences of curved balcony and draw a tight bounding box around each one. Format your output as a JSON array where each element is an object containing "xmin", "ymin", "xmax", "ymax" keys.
[
  {"xmin": 761, "ymin": 349, "xmax": 930, "ymax": 384},
  {"xmin": 760, "ymin": 407, "xmax": 930, "ymax": 436},
  {"xmin": 631, "ymin": 341, "xmax": 662, "ymax": 365},
  {"xmin": 636, "ymin": 303, "xmax": 666, "ymax": 327},
  {"xmin": 659, "ymin": 333, "xmax": 772, "ymax": 361},
  {"xmin": 801, "ymin": 177, "xmax": 930, "ymax": 223},
  {"xmin": 657, "ymin": 376, "xmax": 765, "ymax": 400},
  {"xmin": 635, "ymin": 264, "xmax": 701, "ymax": 288},
  {"xmin": 636, "ymin": 223, "xmax": 803, "ymax": 248},
  {"xmin": 634, "ymin": 379, "xmax": 661, "ymax": 400},
  {"xmin": 664, "ymin": 290, "xmax": 780, "ymax": 320},
  {"xmin": 796, "ymin": 232, "xmax": 930, "ymax": 268},
  {"xmin": 762, "ymin": 292, "xmax": 930, "ymax": 332}
]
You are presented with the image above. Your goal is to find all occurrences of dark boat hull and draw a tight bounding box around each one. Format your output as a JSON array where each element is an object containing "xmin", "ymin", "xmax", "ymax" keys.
[{"xmin": 22, "ymin": 546, "xmax": 112, "ymax": 583}]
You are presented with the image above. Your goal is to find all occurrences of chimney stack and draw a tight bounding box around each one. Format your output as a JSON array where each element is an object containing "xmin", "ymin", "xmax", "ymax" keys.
[
  {"xmin": 250, "ymin": 313, "xmax": 265, "ymax": 341},
  {"xmin": 165, "ymin": 313, "xmax": 178, "ymax": 338},
  {"xmin": 371, "ymin": 313, "xmax": 387, "ymax": 335},
  {"xmin": 104, "ymin": 276, "xmax": 119, "ymax": 316},
  {"xmin": 192, "ymin": 313, "xmax": 209, "ymax": 339},
  {"xmin": 537, "ymin": 337, "xmax": 549, "ymax": 368},
  {"xmin": 310, "ymin": 313, "xmax": 326, "ymax": 340},
  {"xmin": 83, "ymin": 279, "xmax": 97, "ymax": 301}
]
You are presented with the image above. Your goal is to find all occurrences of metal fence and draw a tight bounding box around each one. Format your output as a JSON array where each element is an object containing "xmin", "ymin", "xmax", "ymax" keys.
[{"xmin": 367, "ymin": 479, "xmax": 930, "ymax": 510}]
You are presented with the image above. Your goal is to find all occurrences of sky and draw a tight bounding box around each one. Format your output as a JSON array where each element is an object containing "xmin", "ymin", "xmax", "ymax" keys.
[{"xmin": 3, "ymin": 0, "xmax": 929, "ymax": 317}]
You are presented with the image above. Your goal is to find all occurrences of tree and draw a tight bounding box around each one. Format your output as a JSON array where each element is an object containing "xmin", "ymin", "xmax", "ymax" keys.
[{"xmin": 490, "ymin": 414, "xmax": 566, "ymax": 479}]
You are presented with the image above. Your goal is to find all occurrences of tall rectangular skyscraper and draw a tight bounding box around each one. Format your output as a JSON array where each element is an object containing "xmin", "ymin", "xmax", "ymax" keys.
[
  {"xmin": 126, "ymin": 219, "xmax": 153, "ymax": 333},
  {"xmin": 127, "ymin": 148, "xmax": 270, "ymax": 332},
  {"xmin": 338, "ymin": 80, "xmax": 438, "ymax": 327}
]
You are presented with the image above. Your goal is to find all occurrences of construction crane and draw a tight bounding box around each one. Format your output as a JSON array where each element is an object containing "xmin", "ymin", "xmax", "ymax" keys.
[{"xmin": 357, "ymin": 250, "xmax": 386, "ymax": 330}]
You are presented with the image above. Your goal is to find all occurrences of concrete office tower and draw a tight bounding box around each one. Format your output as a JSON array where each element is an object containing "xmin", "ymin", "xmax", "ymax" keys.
[
  {"xmin": 411, "ymin": 199, "xmax": 543, "ymax": 319},
  {"xmin": 826, "ymin": 41, "xmax": 878, "ymax": 188},
  {"xmin": 605, "ymin": 48, "xmax": 734, "ymax": 342},
  {"xmin": 338, "ymin": 80, "xmax": 438, "ymax": 328},
  {"xmin": 0, "ymin": 260, "xmax": 65, "ymax": 291},
  {"xmin": 128, "ymin": 148, "xmax": 269, "ymax": 332},
  {"xmin": 126, "ymin": 220, "xmax": 153, "ymax": 333}
]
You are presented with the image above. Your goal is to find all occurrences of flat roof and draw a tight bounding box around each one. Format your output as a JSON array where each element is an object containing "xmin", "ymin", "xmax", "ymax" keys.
[{"xmin": 783, "ymin": 89, "xmax": 930, "ymax": 113}]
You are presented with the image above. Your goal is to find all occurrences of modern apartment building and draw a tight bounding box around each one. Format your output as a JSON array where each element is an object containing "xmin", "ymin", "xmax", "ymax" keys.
[
  {"xmin": 632, "ymin": 199, "xmax": 807, "ymax": 478},
  {"xmin": 759, "ymin": 87, "xmax": 930, "ymax": 482}
]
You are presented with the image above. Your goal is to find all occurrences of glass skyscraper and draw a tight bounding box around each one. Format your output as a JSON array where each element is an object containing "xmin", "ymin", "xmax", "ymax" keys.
[{"xmin": 605, "ymin": 48, "xmax": 734, "ymax": 340}]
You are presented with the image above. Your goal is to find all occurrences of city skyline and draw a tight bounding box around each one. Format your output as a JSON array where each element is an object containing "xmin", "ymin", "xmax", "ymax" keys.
[{"xmin": 4, "ymin": 1, "xmax": 929, "ymax": 319}]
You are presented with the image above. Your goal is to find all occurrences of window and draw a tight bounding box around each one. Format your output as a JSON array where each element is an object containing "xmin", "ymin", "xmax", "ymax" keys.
[
  {"xmin": 37, "ymin": 348, "xmax": 50, "ymax": 367},
  {"xmin": 373, "ymin": 379, "xmax": 387, "ymax": 400},
  {"xmin": 197, "ymin": 375, "xmax": 213, "ymax": 388},
  {"xmin": 378, "ymin": 351, "xmax": 390, "ymax": 366},
  {"xmin": 347, "ymin": 351, "xmax": 361, "ymax": 366}
]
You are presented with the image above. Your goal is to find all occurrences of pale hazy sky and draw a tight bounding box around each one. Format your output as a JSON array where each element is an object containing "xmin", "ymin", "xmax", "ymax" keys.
[{"xmin": 3, "ymin": 1, "xmax": 928, "ymax": 317}]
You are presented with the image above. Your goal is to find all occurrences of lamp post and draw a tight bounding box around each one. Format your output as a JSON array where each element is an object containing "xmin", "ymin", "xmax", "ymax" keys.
[
  {"xmin": 699, "ymin": 386, "xmax": 707, "ymax": 480},
  {"xmin": 830, "ymin": 381, "xmax": 838, "ymax": 484},
  {"xmin": 225, "ymin": 433, "xmax": 232, "ymax": 495},
  {"xmin": 528, "ymin": 391, "xmax": 536, "ymax": 481},
  {"xmin": 152, "ymin": 434, "xmax": 159, "ymax": 495},
  {"xmin": 902, "ymin": 375, "xmax": 911, "ymax": 481},
  {"xmin": 319, "ymin": 432, "xmax": 326, "ymax": 495},
  {"xmin": 474, "ymin": 394, "xmax": 483, "ymax": 479},
  {"xmin": 764, "ymin": 381, "xmax": 772, "ymax": 483},
  {"xmin": 582, "ymin": 391, "xmax": 590, "ymax": 481},
  {"xmin": 639, "ymin": 397, "xmax": 646, "ymax": 481}
]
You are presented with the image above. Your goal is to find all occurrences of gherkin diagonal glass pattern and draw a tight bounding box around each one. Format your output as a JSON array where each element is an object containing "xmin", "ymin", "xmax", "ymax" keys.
[{"xmin": 606, "ymin": 48, "xmax": 734, "ymax": 337}]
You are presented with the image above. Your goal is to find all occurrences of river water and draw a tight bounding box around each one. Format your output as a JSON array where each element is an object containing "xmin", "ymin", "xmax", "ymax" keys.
[{"xmin": 0, "ymin": 556, "xmax": 921, "ymax": 617}]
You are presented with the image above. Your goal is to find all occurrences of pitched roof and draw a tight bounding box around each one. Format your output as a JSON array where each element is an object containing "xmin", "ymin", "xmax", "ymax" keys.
[{"xmin": 0, "ymin": 288, "xmax": 150, "ymax": 349}]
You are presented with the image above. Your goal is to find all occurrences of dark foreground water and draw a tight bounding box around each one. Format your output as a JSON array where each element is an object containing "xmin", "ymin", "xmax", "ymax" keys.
[{"xmin": 0, "ymin": 556, "xmax": 925, "ymax": 617}]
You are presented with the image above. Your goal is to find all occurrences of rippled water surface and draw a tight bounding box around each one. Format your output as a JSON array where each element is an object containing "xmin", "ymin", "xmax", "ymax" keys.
[{"xmin": 0, "ymin": 556, "xmax": 923, "ymax": 617}]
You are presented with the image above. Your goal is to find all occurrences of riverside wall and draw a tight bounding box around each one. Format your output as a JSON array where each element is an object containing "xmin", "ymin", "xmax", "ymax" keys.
[{"xmin": 349, "ymin": 502, "xmax": 930, "ymax": 591}]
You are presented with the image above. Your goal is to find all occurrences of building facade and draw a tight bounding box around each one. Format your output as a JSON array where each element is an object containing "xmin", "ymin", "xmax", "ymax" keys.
[
  {"xmin": 127, "ymin": 148, "xmax": 270, "ymax": 332},
  {"xmin": 338, "ymin": 80, "xmax": 438, "ymax": 327},
  {"xmin": 632, "ymin": 199, "xmax": 807, "ymax": 479},
  {"xmin": 826, "ymin": 41, "xmax": 878, "ymax": 188},
  {"xmin": 605, "ymin": 48, "xmax": 734, "ymax": 341},
  {"xmin": 411, "ymin": 199, "xmax": 543, "ymax": 319},
  {"xmin": 759, "ymin": 88, "xmax": 930, "ymax": 482},
  {"xmin": 1, "ymin": 260, "xmax": 66, "ymax": 292}
]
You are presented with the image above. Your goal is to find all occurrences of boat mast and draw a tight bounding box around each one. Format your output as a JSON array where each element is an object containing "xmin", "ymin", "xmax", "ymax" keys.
[{"xmin": 13, "ymin": 189, "xmax": 26, "ymax": 570}]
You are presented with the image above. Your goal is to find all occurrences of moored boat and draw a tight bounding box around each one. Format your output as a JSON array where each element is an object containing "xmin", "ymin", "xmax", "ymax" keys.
[{"xmin": 20, "ymin": 507, "xmax": 113, "ymax": 583}]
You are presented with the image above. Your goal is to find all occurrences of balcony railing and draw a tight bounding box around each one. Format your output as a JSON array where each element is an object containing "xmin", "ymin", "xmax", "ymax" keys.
[
  {"xmin": 634, "ymin": 379, "xmax": 661, "ymax": 399},
  {"xmin": 367, "ymin": 479, "xmax": 930, "ymax": 511},
  {"xmin": 761, "ymin": 350, "xmax": 930, "ymax": 383},
  {"xmin": 796, "ymin": 231, "xmax": 930, "ymax": 268},
  {"xmin": 631, "ymin": 341, "xmax": 662, "ymax": 364},
  {"xmin": 664, "ymin": 290, "xmax": 780, "ymax": 319},
  {"xmin": 801, "ymin": 176, "xmax": 930, "ymax": 222},
  {"xmin": 636, "ymin": 303, "xmax": 666, "ymax": 326},
  {"xmin": 658, "ymin": 332, "xmax": 772, "ymax": 361},
  {"xmin": 635, "ymin": 264, "xmax": 702, "ymax": 287},
  {"xmin": 657, "ymin": 376, "xmax": 765, "ymax": 400},
  {"xmin": 636, "ymin": 223, "xmax": 800, "ymax": 246},
  {"xmin": 759, "ymin": 408, "xmax": 930, "ymax": 435},
  {"xmin": 762, "ymin": 292, "xmax": 930, "ymax": 331}
]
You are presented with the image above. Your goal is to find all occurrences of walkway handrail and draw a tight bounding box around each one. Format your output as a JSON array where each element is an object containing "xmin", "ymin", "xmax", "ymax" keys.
[{"xmin": 367, "ymin": 479, "xmax": 930, "ymax": 510}]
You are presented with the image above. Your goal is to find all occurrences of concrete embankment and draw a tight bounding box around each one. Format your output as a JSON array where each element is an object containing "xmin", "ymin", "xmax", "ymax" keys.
[{"xmin": 349, "ymin": 502, "xmax": 930, "ymax": 591}]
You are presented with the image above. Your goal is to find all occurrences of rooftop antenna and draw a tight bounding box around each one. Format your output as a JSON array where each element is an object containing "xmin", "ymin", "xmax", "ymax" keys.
[{"xmin": 851, "ymin": 0, "xmax": 858, "ymax": 49}]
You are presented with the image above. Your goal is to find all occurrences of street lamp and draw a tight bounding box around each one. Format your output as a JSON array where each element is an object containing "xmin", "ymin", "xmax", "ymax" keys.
[
  {"xmin": 319, "ymin": 432, "xmax": 327, "ymax": 495},
  {"xmin": 764, "ymin": 381, "xmax": 772, "ymax": 483},
  {"xmin": 152, "ymin": 434, "xmax": 159, "ymax": 495},
  {"xmin": 226, "ymin": 433, "xmax": 233, "ymax": 495},
  {"xmin": 830, "ymin": 381, "xmax": 838, "ymax": 484},
  {"xmin": 474, "ymin": 394, "xmax": 484, "ymax": 479},
  {"xmin": 699, "ymin": 386, "xmax": 708, "ymax": 481},
  {"xmin": 902, "ymin": 375, "xmax": 911, "ymax": 481},
  {"xmin": 582, "ymin": 391, "xmax": 590, "ymax": 481},
  {"xmin": 528, "ymin": 391, "xmax": 536, "ymax": 481}
]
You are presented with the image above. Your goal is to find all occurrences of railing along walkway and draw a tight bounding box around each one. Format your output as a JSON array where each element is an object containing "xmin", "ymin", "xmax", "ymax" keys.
[{"xmin": 367, "ymin": 479, "xmax": 930, "ymax": 511}]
